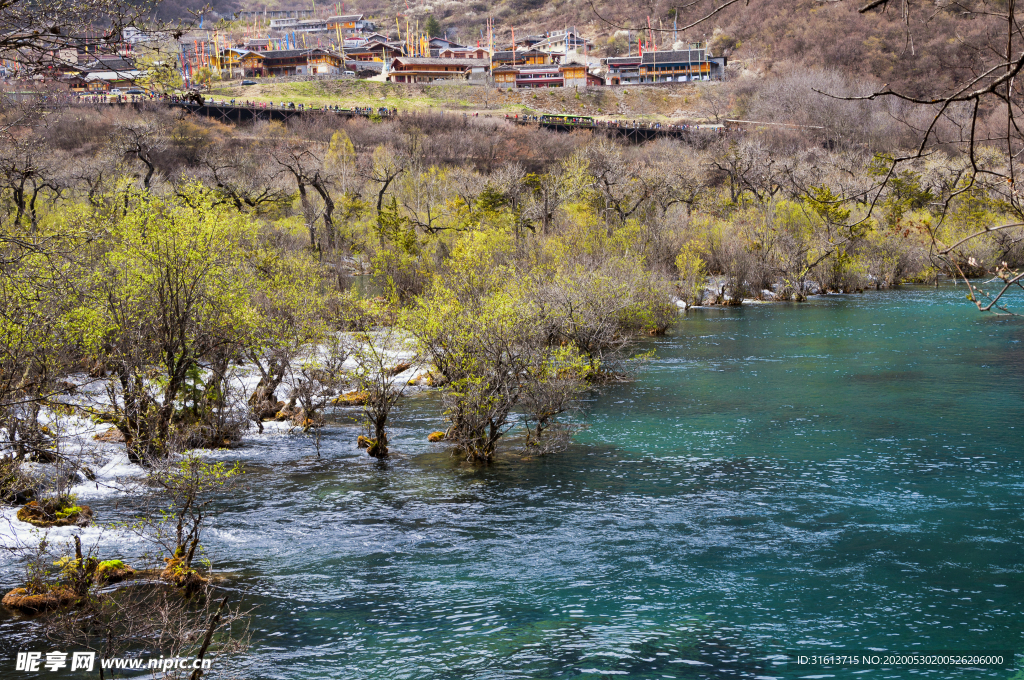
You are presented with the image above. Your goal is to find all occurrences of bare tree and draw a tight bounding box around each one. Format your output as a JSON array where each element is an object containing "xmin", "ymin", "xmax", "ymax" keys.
[{"xmin": 352, "ymin": 324, "xmax": 411, "ymax": 458}]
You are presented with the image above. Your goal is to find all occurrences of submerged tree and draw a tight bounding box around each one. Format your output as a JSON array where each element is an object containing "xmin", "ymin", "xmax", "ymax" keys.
[
  {"xmin": 81, "ymin": 185, "xmax": 264, "ymax": 464},
  {"xmin": 352, "ymin": 320, "xmax": 411, "ymax": 459}
]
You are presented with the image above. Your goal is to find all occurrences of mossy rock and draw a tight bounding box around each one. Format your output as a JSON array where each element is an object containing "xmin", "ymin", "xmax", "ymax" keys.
[
  {"xmin": 94, "ymin": 560, "xmax": 135, "ymax": 584},
  {"xmin": 332, "ymin": 391, "xmax": 368, "ymax": 406},
  {"xmin": 160, "ymin": 557, "xmax": 208, "ymax": 593},
  {"xmin": 427, "ymin": 431, "xmax": 446, "ymax": 442},
  {"xmin": 16, "ymin": 500, "xmax": 93, "ymax": 528},
  {"xmin": 2, "ymin": 587, "xmax": 79, "ymax": 614}
]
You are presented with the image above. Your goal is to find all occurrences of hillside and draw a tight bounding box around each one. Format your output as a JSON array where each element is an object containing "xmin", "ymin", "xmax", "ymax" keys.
[
  {"xmin": 209, "ymin": 78, "xmax": 714, "ymax": 120},
  {"xmin": 282, "ymin": 0, "xmax": 998, "ymax": 98}
]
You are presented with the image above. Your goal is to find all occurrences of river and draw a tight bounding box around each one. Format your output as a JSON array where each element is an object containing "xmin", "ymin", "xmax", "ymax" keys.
[{"xmin": 2, "ymin": 285, "xmax": 1023, "ymax": 679}]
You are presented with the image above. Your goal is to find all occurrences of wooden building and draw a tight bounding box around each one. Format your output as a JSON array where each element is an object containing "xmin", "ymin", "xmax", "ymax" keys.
[
  {"xmin": 345, "ymin": 40, "xmax": 403, "ymax": 62},
  {"xmin": 327, "ymin": 15, "xmax": 377, "ymax": 34},
  {"xmin": 491, "ymin": 49, "xmax": 550, "ymax": 67},
  {"xmin": 219, "ymin": 48, "xmax": 264, "ymax": 76},
  {"xmin": 258, "ymin": 49, "xmax": 344, "ymax": 76},
  {"xmin": 493, "ymin": 62, "xmax": 600, "ymax": 89},
  {"xmin": 387, "ymin": 57, "xmax": 488, "ymax": 83},
  {"xmin": 438, "ymin": 47, "xmax": 489, "ymax": 60},
  {"xmin": 637, "ymin": 49, "xmax": 727, "ymax": 83}
]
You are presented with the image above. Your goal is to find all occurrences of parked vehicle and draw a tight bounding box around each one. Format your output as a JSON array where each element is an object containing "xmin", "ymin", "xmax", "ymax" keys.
[
  {"xmin": 241, "ymin": 80, "xmax": 257, "ymax": 85},
  {"xmin": 108, "ymin": 88, "xmax": 123, "ymax": 96}
]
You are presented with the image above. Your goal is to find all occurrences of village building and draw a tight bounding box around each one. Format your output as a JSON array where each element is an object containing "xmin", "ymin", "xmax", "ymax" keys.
[
  {"xmin": 327, "ymin": 15, "xmax": 377, "ymax": 34},
  {"xmin": 637, "ymin": 48, "xmax": 727, "ymax": 83},
  {"xmin": 66, "ymin": 55, "xmax": 141, "ymax": 91},
  {"xmin": 268, "ymin": 17, "xmax": 333, "ymax": 34},
  {"xmin": 428, "ymin": 37, "xmax": 465, "ymax": 56},
  {"xmin": 219, "ymin": 48, "xmax": 265, "ymax": 77},
  {"xmin": 386, "ymin": 56, "xmax": 489, "ymax": 83},
  {"xmin": 244, "ymin": 38, "xmax": 271, "ymax": 52},
  {"xmin": 491, "ymin": 49, "xmax": 550, "ymax": 67},
  {"xmin": 437, "ymin": 46, "xmax": 489, "ymax": 60},
  {"xmin": 344, "ymin": 40, "xmax": 403, "ymax": 62},
  {"xmin": 533, "ymin": 30, "xmax": 590, "ymax": 55},
  {"xmin": 602, "ymin": 48, "xmax": 727, "ymax": 84},
  {"xmin": 349, "ymin": 60, "xmax": 384, "ymax": 76},
  {"xmin": 348, "ymin": 60, "xmax": 381, "ymax": 75},
  {"xmin": 258, "ymin": 49, "xmax": 345, "ymax": 76},
  {"xmin": 493, "ymin": 62, "xmax": 599, "ymax": 89},
  {"xmin": 234, "ymin": 8, "xmax": 315, "ymax": 21},
  {"xmin": 604, "ymin": 56, "xmax": 641, "ymax": 86}
]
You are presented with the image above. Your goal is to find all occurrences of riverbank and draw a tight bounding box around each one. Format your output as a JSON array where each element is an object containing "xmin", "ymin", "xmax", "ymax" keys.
[{"xmin": 3, "ymin": 285, "xmax": 1021, "ymax": 678}]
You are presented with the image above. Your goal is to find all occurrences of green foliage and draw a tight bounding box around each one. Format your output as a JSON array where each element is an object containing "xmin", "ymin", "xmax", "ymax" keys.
[
  {"xmin": 73, "ymin": 184, "xmax": 319, "ymax": 462},
  {"xmin": 424, "ymin": 15, "xmax": 443, "ymax": 38},
  {"xmin": 136, "ymin": 51, "xmax": 184, "ymax": 93},
  {"xmin": 806, "ymin": 185, "xmax": 851, "ymax": 227},
  {"xmin": 55, "ymin": 505, "xmax": 83, "ymax": 519},
  {"xmin": 675, "ymin": 243, "xmax": 707, "ymax": 305}
]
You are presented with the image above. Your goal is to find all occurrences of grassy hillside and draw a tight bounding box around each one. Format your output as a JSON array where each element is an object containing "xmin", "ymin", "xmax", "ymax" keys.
[{"xmin": 209, "ymin": 78, "xmax": 716, "ymax": 121}]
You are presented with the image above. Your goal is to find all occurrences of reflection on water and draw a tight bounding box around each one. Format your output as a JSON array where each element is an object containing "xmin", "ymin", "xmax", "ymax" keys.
[{"xmin": 2, "ymin": 286, "xmax": 1023, "ymax": 679}]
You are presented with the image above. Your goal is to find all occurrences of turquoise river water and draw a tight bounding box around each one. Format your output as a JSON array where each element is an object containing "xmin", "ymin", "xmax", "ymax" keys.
[{"xmin": 2, "ymin": 285, "xmax": 1023, "ymax": 679}]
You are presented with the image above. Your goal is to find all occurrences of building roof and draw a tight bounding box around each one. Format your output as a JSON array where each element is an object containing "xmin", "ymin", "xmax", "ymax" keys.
[
  {"xmin": 391, "ymin": 57, "xmax": 488, "ymax": 67},
  {"xmin": 327, "ymin": 14, "xmax": 363, "ymax": 22},
  {"xmin": 351, "ymin": 60, "xmax": 384, "ymax": 72},
  {"xmin": 429, "ymin": 37, "xmax": 464, "ymax": 47},
  {"xmin": 221, "ymin": 48, "xmax": 261, "ymax": 57},
  {"xmin": 640, "ymin": 49, "xmax": 706, "ymax": 64},
  {"xmin": 84, "ymin": 56, "xmax": 136, "ymax": 71},
  {"xmin": 84, "ymin": 70, "xmax": 141, "ymax": 81},
  {"xmin": 258, "ymin": 48, "xmax": 333, "ymax": 59},
  {"xmin": 604, "ymin": 56, "xmax": 641, "ymax": 65},
  {"xmin": 515, "ymin": 63, "xmax": 561, "ymax": 71},
  {"xmin": 533, "ymin": 32, "xmax": 588, "ymax": 49},
  {"xmin": 493, "ymin": 49, "xmax": 547, "ymax": 60},
  {"xmin": 346, "ymin": 39, "xmax": 393, "ymax": 51}
]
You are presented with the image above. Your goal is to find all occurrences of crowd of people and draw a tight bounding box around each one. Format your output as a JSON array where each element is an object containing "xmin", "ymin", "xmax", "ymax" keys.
[{"xmin": 503, "ymin": 113, "xmax": 727, "ymax": 132}]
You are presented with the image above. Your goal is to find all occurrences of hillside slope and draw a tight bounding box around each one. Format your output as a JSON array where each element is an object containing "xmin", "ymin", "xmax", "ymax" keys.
[{"xmin": 305, "ymin": 0, "xmax": 999, "ymax": 98}]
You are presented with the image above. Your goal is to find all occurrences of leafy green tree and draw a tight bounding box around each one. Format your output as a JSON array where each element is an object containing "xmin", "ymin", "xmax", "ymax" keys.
[
  {"xmin": 192, "ymin": 66, "xmax": 217, "ymax": 91},
  {"xmin": 424, "ymin": 15, "xmax": 443, "ymax": 38},
  {"xmin": 80, "ymin": 185, "xmax": 265, "ymax": 465},
  {"xmin": 408, "ymin": 281, "xmax": 542, "ymax": 461},
  {"xmin": 135, "ymin": 51, "xmax": 183, "ymax": 94},
  {"xmin": 352, "ymin": 317, "xmax": 410, "ymax": 458}
]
